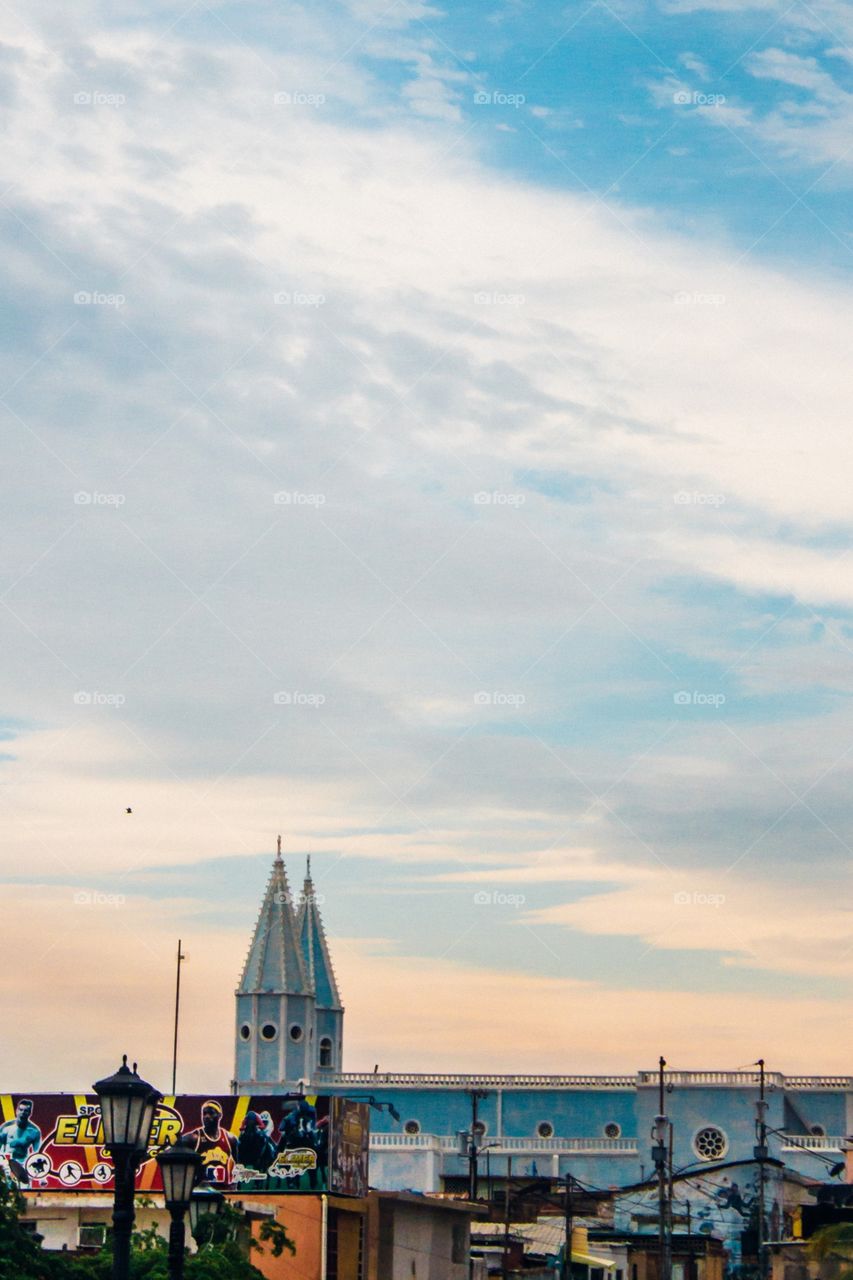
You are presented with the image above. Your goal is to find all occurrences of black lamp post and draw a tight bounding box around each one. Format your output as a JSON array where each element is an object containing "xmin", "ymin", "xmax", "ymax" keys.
[
  {"xmin": 93, "ymin": 1056, "xmax": 162, "ymax": 1280},
  {"xmin": 188, "ymin": 1184, "xmax": 224, "ymax": 1243},
  {"xmin": 156, "ymin": 1138, "xmax": 203, "ymax": 1280}
]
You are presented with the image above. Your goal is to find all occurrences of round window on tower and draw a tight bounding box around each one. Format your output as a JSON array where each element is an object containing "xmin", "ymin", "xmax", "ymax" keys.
[
  {"xmin": 692, "ymin": 1126, "xmax": 728, "ymax": 1161},
  {"xmin": 404, "ymin": 1120, "xmax": 421, "ymax": 1136},
  {"xmin": 810, "ymin": 1124, "xmax": 826, "ymax": 1137},
  {"xmin": 289, "ymin": 1024, "xmax": 304, "ymax": 1042},
  {"xmin": 605, "ymin": 1122, "xmax": 622, "ymax": 1139},
  {"xmin": 239, "ymin": 1023, "xmax": 252, "ymax": 1041},
  {"xmin": 260, "ymin": 1022, "xmax": 278, "ymax": 1042},
  {"xmin": 537, "ymin": 1121, "xmax": 554, "ymax": 1139}
]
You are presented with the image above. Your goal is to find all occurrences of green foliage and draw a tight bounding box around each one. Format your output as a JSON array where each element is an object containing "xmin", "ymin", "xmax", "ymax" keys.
[
  {"xmin": 0, "ymin": 1175, "xmax": 53, "ymax": 1279},
  {"xmin": 256, "ymin": 1218, "xmax": 296, "ymax": 1258},
  {"xmin": 808, "ymin": 1222, "xmax": 853, "ymax": 1278}
]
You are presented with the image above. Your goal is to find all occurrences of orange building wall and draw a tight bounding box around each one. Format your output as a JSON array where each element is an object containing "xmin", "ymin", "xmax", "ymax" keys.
[{"xmin": 250, "ymin": 1196, "xmax": 324, "ymax": 1280}]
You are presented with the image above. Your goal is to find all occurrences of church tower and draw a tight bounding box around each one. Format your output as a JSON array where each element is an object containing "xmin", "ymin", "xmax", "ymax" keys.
[
  {"xmin": 234, "ymin": 839, "xmax": 316, "ymax": 1091},
  {"xmin": 296, "ymin": 856, "xmax": 344, "ymax": 1078}
]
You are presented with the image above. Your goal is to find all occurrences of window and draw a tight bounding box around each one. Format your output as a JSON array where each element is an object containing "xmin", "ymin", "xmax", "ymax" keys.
[
  {"xmin": 288, "ymin": 1023, "xmax": 304, "ymax": 1042},
  {"xmin": 319, "ymin": 1036, "xmax": 333, "ymax": 1067},
  {"xmin": 605, "ymin": 1122, "xmax": 622, "ymax": 1139},
  {"xmin": 537, "ymin": 1121, "xmax": 554, "ymax": 1138},
  {"xmin": 810, "ymin": 1124, "xmax": 826, "ymax": 1137},
  {"xmin": 404, "ymin": 1120, "xmax": 421, "ymax": 1136},
  {"xmin": 79, "ymin": 1224, "xmax": 107, "ymax": 1249},
  {"xmin": 693, "ymin": 1126, "xmax": 728, "ymax": 1161},
  {"xmin": 472, "ymin": 1120, "xmax": 487, "ymax": 1138},
  {"xmin": 260, "ymin": 1022, "xmax": 278, "ymax": 1042},
  {"xmin": 239, "ymin": 1023, "xmax": 252, "ymax": 1041}
]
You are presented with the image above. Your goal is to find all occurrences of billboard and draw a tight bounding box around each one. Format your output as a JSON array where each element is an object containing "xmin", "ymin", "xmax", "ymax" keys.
[{"xmin": 0, "ymin": 1094, "xmax": 368, "ymax": 1195}]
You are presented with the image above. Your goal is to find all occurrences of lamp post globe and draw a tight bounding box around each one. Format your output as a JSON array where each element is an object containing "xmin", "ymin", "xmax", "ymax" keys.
[
  {"xmin": 156, "ymin": 1138, "xmax": 203, "ymax": 1280},
  {"xmin": 93, "ymin": 1057, "xmax": 162, "ymax": 1280},
  {"xmin": 189, "ymin": 1184, "xmax": 225, "ymax": 1241}
]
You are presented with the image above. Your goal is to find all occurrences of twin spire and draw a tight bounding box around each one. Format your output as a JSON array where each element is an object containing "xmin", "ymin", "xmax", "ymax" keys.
[{"xmin": 238, "ymin": 837, "xmax": 341, "ymax": 1010}]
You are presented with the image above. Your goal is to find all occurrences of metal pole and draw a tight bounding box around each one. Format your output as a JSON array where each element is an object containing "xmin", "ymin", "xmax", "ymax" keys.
[
  {"xmin": 756, "ymin": 1059, "xmax": 767, "ymax": 1280},
  {"xmin": 502, "ymin": 1156, "xmax": 512, "ymax": 1280},
  {"xmin": 171, "ymin": 940, "xmax": 184, "ymax": 1095},
  {"xmin": 110, "ymin": 1152, "xmax": 136, "ymax": 1280},
  {"xmin": 562, "ymin": 1174, "xmax": 573, "ymax": 1280},
  {"xmin": 469, "ymin": 1091, "xmax": 479, "ymax": 1201},
  {"xmin": 656, "ymin": 1056, "xmax": 670, "ymax": 1280},
  {"xmin": 167, "ymin": 1207, "xmax": 187, "ymax": 1280}
]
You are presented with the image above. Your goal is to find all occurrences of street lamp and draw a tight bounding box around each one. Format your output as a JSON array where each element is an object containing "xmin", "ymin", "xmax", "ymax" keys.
[
  {"xmin": 156, "ymin": 1138, "xmax": 203, "ymax": 1280},
  {"xmin": 93, "ymin": 1056, "xmax": 162, "ymax": 1280},
  {"xmin": 188, "ymin": 1184, "xmax": 225, "ymax": 1243}
]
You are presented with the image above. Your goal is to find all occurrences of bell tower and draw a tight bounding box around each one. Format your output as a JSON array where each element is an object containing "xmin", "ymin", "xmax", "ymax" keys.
[
  {"xmin": 234, "ymin": 839, "xmax": 316, "ymax": 1091},
  {"xmin": 296, "ymin": 855, "xmax": 345, "ymax": 1078}
]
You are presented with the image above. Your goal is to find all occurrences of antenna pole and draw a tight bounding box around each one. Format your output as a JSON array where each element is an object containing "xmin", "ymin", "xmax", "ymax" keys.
[{"xmin": 171, "ymin": 939, "xmax": 185, "ymax": 1094}]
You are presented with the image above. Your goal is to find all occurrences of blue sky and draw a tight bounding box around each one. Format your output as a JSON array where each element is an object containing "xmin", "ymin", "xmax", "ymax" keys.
[{"xmin": 1, "ymin": 0, "xmax": 852, "ymax": 1090}]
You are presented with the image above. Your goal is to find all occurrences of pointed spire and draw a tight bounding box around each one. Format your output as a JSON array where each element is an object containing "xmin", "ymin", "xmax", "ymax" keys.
[
  {"xmin": 238, "ymin": 846, "xmax": 310, "ymax": 995},
  {"xmin": 296, "ymin": 858, "xmax": 342, "ymax": 1010}
]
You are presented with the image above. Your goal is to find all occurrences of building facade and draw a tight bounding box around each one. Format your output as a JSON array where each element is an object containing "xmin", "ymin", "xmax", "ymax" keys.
[{"xmin": 234, "ymin": 851, "xmax": 852, "ymax": 1213}]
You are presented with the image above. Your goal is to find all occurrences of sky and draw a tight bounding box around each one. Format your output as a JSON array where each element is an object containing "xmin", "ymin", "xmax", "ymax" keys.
[{"xmin": 1, "ymin": 0, "xmax": 853, "ymax": 1094}]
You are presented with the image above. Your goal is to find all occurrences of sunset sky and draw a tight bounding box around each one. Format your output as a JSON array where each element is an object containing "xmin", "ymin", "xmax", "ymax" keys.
[{"xmin": 2, "ymin": 0, "xmax": 853, "ymax": 1093}]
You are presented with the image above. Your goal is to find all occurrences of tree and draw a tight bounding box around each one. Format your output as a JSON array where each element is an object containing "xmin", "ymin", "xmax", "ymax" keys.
[{"xmin": 807, "ymin": 1223, "xmax": 853, "ymax": 1280}]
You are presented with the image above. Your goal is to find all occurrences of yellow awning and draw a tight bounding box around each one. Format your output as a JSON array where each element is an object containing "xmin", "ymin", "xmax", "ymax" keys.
[{"xmin": 570, "ymin": 1252, "xmax": 617, "ymax": 1269}]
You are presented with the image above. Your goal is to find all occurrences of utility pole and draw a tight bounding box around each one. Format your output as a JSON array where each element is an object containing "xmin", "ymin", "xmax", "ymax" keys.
[
  {"xmin": 468, "ymin": 1089, "xmax": 487, "ymax": 1201},
  {"xmin": 502, "ymin": 1156, "xmax": 512, "ymax": 1280},
  {"xmin": 171, "ymin": 939, "xmax": 185, "ymax": 1094},
  {"xmin": 754, "ymin": 1059, "xmax": 769, "ymax": 1280},
  {"xmin": 561, "ymin": 1173, "xmax": 574, "ymax": 1280},
  {"xmin": 652, "ymin": 1056, "xmax": 671, "ymax": 1280}
]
